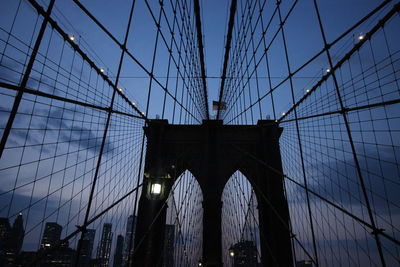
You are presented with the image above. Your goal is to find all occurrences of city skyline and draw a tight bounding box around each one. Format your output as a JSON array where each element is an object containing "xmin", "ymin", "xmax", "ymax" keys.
[
  {"xmin": 0, "ymin": 213, "xmax": 139, "ymax": 267},
  {"xmin": 0, "ymin": 0, "xmax": 399, "ymax": 266}
]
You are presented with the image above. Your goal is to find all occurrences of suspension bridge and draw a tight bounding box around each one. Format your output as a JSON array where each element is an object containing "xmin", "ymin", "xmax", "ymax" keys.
[{"xmin": 0, "ymin": 0, "xmax": 399, "ymax": 266}]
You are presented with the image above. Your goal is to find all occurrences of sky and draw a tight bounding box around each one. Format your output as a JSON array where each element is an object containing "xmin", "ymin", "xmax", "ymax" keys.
[{"xmin": 0, "ymin": 0, "xmax": 399, "ymax": 266}]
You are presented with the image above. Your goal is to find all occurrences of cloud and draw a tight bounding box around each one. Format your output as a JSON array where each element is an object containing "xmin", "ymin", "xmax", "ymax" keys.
[
  {"xmin": 286, "ymin": 143, "xmax": 400, "ymax": 217},
  {"xmin": 6, "ymin": 105, "xmax": 115, "ymax": 157}
]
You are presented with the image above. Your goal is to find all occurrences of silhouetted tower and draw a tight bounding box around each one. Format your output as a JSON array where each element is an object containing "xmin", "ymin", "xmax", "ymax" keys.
[
  {"xmin": 113, "ymin": 235, "xmax": 124, "ymax": 267},
  {"xmin": 96, "ymin": 223, "xmax": 113, "ymax": 267},
  {"xmin": 0, "ymin": 214, "xmax": 25, "ymax": 265},
  {"xmin": 229, "ymin": 241, "xmax": 258, "ymax": 267},
  {"xmin": 9, "ymin": 213, "xmax": 25, "ymax": 253},
  {"xmin": 162, "ymin": 224, "xmax": 175, "ymax": 267},
  {"xmin": 123, "ymin": 215, "xmax": 135, "ymax": 266},
  {"xmin": 0, "ymin": 218, "xmax": 10, "ymax": 251},
  {"xmin": 77, "ymin": 228, "xmax": 96, "ymax": 266},
  {"xmin": 133, "ymin": 120, "xmax": 293, "ymax": 267},
  {"xmin": 0, "ymin": 218, "xmax": 11, "ymax": 265},
  {"xmin": 41, "ymin": 222, "xmax": 62, "ymax": 249}
]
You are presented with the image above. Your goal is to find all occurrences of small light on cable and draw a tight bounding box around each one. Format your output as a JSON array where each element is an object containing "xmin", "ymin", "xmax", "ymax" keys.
[
  {"xmin": 306, "ymin": 89, "xmax": 310, "ymax": 93},
  {"xmin": 281, "ymin": 112, "xmax": 286, "ymax": 116},
  {"xmin": 69, "ymin": 35, "xmax": 75, "ymax": 41},
  {"xmin": 100, "ymin": 68, "xmax": 105, "ymax": 73},
  {"xmin": 118, "ymin": 88, "xmax": 123, "ymax": 92},
  {"xmin": 358, "ymin": 34, "xmax": 365, "ymax": 41},
  {"xmin": 326, "ymin": 68, "xmax": 331, "ymax": 73}
]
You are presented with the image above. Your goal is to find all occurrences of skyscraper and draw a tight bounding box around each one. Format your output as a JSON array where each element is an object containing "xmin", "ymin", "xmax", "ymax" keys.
[
  {"xmin": 77, "ymin": 228, "xmax": 96, "ymax": 266},
  {"xmin": 41, "ymin": 222, "xmax": 62, "ymax": 249},
  {"xmin": 96, "ymin": 223, "xmax": 113, "ymax": 267},
  {"xmin": 162, "ymin": 224, "xmax": 175, "ymax": 267},
  {"xmin": 0, "ymin": 218, "xmax": 11, "ymax": 265},
  {"xmin": 0, "ymin": 214, "xmax": 25, "ymax": 265},
  {"xmin": 113, "ymin": 235, "xmax": 124, "ymax": 267},
  {"xmin": 0, "ymin": 218, "xmax": 10, "ymax": 251},
  {"xmin": 123, "ymin": 215, "xmax": 135, "ymax": 266},
  {"xmin": 10, "ymin": 213, "xmax": 25, "ymax": 253},
  {"xmin": 230, "ymin": 240, "xmax": 258, "ymax": 267},
  {"xmin": 83, "ymin": 229, "xmax": 96, "ymax": 257}
]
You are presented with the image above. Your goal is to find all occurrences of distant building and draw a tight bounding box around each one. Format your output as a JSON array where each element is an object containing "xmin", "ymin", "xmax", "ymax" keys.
[
  {"xmin": 77, "ymin": 229, "xmax": 96, "ymax": 266},
  {"xmin": 230, "ymin": 240, "xmax": 258, "ymax": 267},
  {"xmin": 10, "ymin": 213, "xmax": 25, "ymax": 253},
  {"xmin": 0, "ymin": 214, "xmax": 25, "ymax": 265},
  {"xmin": 83, "ymin": 229, "xmax": 96, "ymax": 258},
  {"xmin": 113, "ymin": 235, "xmax": 124, "ymax": 267},
  {"xmin": 40, "ymin": 240, "xmax": 76, "ymax": 267},
  {"xmin": 123, "ymin": 215, "xmax": 136, "ymax": 266},
  {"xmin": 162, "ymin": 224, "xmax": 175, "ymax": 267},
  {"xmin": 96, "ymin": 223, "xmax": 113, "ymax": 267},
  {"xmin": 296, "ymin": 260, "xmax": 313, "ymax": 267},
  {"xmin": 0, "ymin": 217, "xmax": 11, "ymax": 266},
  {"xmin": 41, "ymin": 222, "xmax": 62, "ymax": 249},
  {"xmin": 0, "ymin": 218, "xmax": 11, "ymax": 251},
  {"xmin": 16, "ymin": 251, "xmax": 37, "ymax": 266}
]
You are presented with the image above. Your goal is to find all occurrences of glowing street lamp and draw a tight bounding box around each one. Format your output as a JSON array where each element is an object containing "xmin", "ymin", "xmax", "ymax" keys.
[{"xmin": 151, "ymin": 183, "xmax": 162, "ymax": 195}]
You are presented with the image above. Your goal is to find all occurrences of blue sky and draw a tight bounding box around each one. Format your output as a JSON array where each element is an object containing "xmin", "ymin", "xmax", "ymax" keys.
[{"xmin": 0, "ymin": 0, "xmax": 399, "ymax": 266}]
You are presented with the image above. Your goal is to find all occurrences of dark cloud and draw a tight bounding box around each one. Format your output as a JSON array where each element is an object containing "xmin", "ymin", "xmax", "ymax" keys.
[
  {"xmin": 0, "ymin": 188, "xmax": 77, "ymax": 251},
  {"xmin": 287, "ymin": 144, "xmax": 400, "ymax": 217},
  {"xmin": 6, "ymin": 105, "xmax": 115, "ymax": 156},
  {"xmin": 1, "ymin": 58, "xmax": 115, "ymax": 156}
]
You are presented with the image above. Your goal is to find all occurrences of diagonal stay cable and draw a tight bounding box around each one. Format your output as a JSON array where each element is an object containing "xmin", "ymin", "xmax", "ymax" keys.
[
  {"xmin": 232, "ymin": 144, "xmax": 400, "ymax": 247},
  {"xmin": 216, "ymin": 0, "xmax": 237, "ymax": 120},
  {"xmin": 71, "ymin": 0, "xmax": 202, "ymax": 123},
  {"xmin": 27, "ymin": 183, "xmax": 143, "ymax": 266},
  {"xmin": 0, "ymin": 81, "xmax": 143, "ymax": 119},
  {"xmin": 27, "ymin": 0, "xmax": 147, "ymax": 120},
  {"xmin": 224, "ymin": 0, "xmax": 394, "ymax": 123},
  {"xmin": 279, "ymin": 1, "xmax": 400, "ymax": 123},
  {"xmin": 193, "ymin": 0, "xmax": 210, "ymax": 119},
  {"xmin": 225, "ymin": 146, "xmax": 318, "ymax": 265}
]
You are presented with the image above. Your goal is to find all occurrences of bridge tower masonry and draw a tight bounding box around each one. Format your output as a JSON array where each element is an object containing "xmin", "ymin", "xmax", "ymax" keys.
[{"xmin": 133, "ymin": 120, "xmax": 293, "ymax": 267}]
